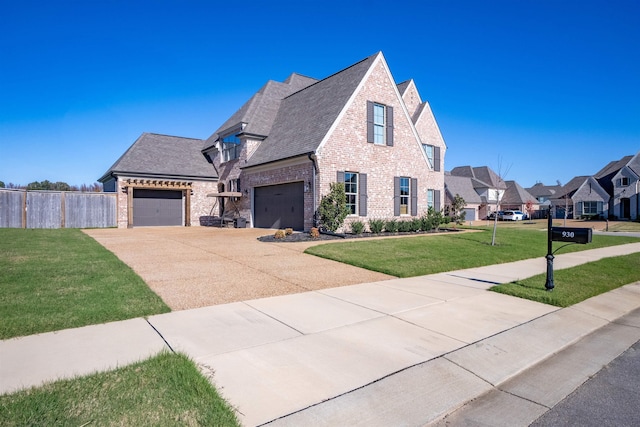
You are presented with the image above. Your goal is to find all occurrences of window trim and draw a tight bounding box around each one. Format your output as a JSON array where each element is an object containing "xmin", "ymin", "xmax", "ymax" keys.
[
  {"xmin": 221, "ymin": 132, "xmax": 241, "ymax": 162},
  {"xmin": 367, "ymin": 101, "xmax": 394, "ymax": 146},
  {"xmin": 344, "ymin": 172, "xmax": 358, "ymax": 216}
]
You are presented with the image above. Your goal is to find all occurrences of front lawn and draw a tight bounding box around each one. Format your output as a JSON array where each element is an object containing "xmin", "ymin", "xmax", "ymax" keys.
[
  {"xmin": 304, "ymin": 227, "xmax": 640, "ymax": 278},
  {"xmin": 491, "ymin": 252, "xmax": 640, "ymax": 307},
  {"xmin": 0, "ymin": 352, "xmax": 240, "ymax": 427},
  {"xmin": 0, "ymin": 229, "xmax": 170, "ymax": 339}
]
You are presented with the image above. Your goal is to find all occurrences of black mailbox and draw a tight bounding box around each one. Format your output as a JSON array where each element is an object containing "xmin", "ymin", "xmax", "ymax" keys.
[{"xmin": 551, "ymin": 227, "xmax": 592, "ymax": 244}]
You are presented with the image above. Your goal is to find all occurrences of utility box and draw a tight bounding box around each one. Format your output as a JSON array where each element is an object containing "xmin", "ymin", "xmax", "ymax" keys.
[
  {"xmin": 234, "ymin": 217, "xmax": 246, "ymax": 228},
  {"xmin": 551, "ymin": 227, "xmax": 592, "ymax": 244}
]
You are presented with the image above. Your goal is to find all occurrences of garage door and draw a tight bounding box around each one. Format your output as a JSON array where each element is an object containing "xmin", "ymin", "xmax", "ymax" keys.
[
  {"xmin": 254, "ymin": 182, "xmax": 304, "ymax": 230},
  {"xmin": 133, "ymin": 189, "xmax": 183, "ymax": 226},
  {"xmin": 463, "ymin": 208, "xmax": 476, "ymax": 221}
]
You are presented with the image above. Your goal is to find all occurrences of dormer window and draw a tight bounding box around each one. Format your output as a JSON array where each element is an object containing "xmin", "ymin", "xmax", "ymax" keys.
[{"xmin": 221, "ymin": 133, "xmax": 241, "ymax": 162}]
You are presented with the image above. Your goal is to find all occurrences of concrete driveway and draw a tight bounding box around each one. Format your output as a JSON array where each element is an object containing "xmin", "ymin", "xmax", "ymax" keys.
[{"xmin": 84, "ymin": 227, "xmax": 394, "ymax": 310}]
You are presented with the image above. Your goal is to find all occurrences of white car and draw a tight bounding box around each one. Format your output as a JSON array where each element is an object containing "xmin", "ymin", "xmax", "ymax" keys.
[{"xmin": 502, "ymin": 210, "xmax": 524, "ymax": 221}]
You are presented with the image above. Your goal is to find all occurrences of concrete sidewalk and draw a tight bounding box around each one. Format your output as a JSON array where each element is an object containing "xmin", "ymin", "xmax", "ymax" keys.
[{"xmin": 2, "ymin": 242, "xmax": 640, "ymax": 426}]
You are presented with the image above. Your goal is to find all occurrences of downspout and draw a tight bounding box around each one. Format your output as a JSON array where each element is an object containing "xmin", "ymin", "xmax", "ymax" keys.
[{"xmin": 308, "ymin": 152, "xmax": 318, "ymax": 227}]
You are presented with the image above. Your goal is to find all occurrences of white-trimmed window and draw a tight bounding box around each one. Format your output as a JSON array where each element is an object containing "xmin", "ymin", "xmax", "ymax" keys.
[
  {"xmin": 221, "ymin": 133, "xmax": 241, "ymax": 162},
  {"xmin": 337, "ymin": 171, "xmax": 368, "ymax": 216},
  {"xmin": 399, "ymin": 177, "xmax": 410, "ymax": 215},
  {"xmin": 423, "ymin": 144, "xmax": 434, "ymax": 169},
  {"xmin": 345, "ymin": 172, "xmax": 358, "ymax": 215},
  {"xmin": 373, "ymin": 104, "xmax": 385, "ymax": 145},
  {"xmin": 366, "ymin": 101, "xmax": 394, "ymax": 146},
  {"xmin": 582, "ymin": 201, "xmax": 599, "ymax": 215},
  {"xmin": 394, "ymin": 176, "xmax": 418, "ymax": 216},
  {"xmin": 427, "ymin": 189, "xmax": 434, "ymax": 209}
]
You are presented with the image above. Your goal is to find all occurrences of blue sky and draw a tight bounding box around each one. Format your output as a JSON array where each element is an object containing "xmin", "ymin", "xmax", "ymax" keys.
[{"xmin": 1, "ymin": 0, "xmax": 638, "ymax": 188}]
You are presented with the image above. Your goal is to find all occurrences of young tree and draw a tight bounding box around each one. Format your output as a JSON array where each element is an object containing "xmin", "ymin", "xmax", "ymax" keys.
[
  {"xmin": 525, "ymin": 199, "xmax": 535, "ymax": 222},
  {"xmin": 318, "ymin": 182, "xmax": 350, "ymax": 232},
  {"xmin": 451, "ymin": 194, "xmax": 467, "ymax": 226},
  {"xmin": 0, "ymin": 180, "xmax": 4, "ymax": 188}
]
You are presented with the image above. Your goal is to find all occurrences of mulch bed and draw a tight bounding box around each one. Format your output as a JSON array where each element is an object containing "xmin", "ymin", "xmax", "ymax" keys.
[{"xmin": 257, "ymin": 229, "xmax": 459, "ymax": 243}]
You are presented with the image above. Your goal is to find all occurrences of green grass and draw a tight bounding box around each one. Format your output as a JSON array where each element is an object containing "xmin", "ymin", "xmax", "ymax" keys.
[
  {"xmin": 305, "ymin": 227, "xmax": 640, "ymax": 278},
  {"xmin": 0, "ymin": 229, "xmax": 170, "ymax": 339},
  {"xmin": 491, "ymin": 252, "xmax": 640, "ymax": 307},
  {"xmin": 0, "ymin": 351, "xmax": 240, "ymax": 427}
]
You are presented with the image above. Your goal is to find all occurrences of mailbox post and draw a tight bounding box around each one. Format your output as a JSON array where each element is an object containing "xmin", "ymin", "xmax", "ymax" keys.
[
  {"xmin": 545, "ymin": 208, "xmax": 555, "ymax": 291},
  {"xmin": 544, "ymin": 206, "xmax": 593, "ymax": 291}
]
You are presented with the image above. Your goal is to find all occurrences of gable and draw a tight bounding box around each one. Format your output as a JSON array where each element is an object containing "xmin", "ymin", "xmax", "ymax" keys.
[
  {"xmin": 573, "ymin": 177, "xmax": 610, "ymax": 203},
  {"xmin": 243, "ymin": 54, "xmax": 378, "ymax": 168},
  {"xmin": 316, "ymin": 53, "xmax": 431, "ymax": 171}
]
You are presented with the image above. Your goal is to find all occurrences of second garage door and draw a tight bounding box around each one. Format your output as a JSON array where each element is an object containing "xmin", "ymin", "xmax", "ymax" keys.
[
  {"xmin": 133, "ymin": 189, "xmax": 183, "ymax": 226},
  {"xmin": 254, "ymin": 182, "xmax": 304, "ymax": 230}
]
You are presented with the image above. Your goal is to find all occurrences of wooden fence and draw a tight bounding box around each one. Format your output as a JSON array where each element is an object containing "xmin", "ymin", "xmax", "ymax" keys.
[{"xmin": 0, "ymin": 189, "xmax": 117, "ymax": 229}]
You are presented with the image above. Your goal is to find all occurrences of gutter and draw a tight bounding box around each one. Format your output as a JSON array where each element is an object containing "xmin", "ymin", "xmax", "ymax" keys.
[{"xmin": 308, "ymin": 152, "xmax": 318, "ymax": 226}]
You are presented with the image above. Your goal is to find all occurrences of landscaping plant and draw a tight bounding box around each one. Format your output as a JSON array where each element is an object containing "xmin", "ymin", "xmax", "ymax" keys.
[{"xmin": 318, "ymin": 182, "xmax": 350, "ymax": 232}]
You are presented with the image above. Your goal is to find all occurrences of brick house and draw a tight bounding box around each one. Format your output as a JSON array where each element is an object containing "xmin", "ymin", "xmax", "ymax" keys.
[
  {"xmin": 100, "ymin": 52, "xmax": 447, "ymax": 230},
  {"xmin": 202, "ymin": 52, "xmax": 446, "ymax": 231}
]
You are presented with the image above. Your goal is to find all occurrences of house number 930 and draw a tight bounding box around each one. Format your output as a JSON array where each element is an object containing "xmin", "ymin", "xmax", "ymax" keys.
[{"xmin": 562, "ymin": 231, "xmax": 575, "ymax": 238}]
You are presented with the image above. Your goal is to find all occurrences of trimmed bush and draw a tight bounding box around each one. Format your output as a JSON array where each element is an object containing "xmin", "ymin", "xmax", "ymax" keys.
[
  {"xmin": 397, "ymin": 220, "xmax": 413, "ymax": 232},
  {"xmin": 369, "ymin": 219, "xmax": 385, "ymax": 234},
  {"xmin": 309, "ymin": 227, "xmax": 320, "ymax": 238},
  {"xmin": 285, "ymin": 228, "xmax": 293, "ymax": 235},
  {"xmin": 274, "ymin": 229, "xmax": 286, "ymax": 239},
  {"xmin": 350, "ymin": 220, "xmax": 365, "ymax": 235},
  {"xmin": 385, "ymin": 219, "xmax": 399, "ymax": 233}
]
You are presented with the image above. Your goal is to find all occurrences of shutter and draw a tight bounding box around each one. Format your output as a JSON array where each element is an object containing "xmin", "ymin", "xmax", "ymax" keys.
[
  {"xmin": 434, "ymin": 146, "xmax": 441, "ymax": 172},
  {"xmin": 359, "ymin": 173, "xmax": 367, "ymax": 216},
  {"xmin": 337, "ymin": 171, "xmax": 345, "ymax": 183},
  {"xmin": 394, "ymin": 176, "xmax": 400, "ymax": 216},
  {"xmin": 434, "ymin": 190, "xmax": 441, "ymax": 212},
  {"xmin": 411, "ymin": 178, "xmax": 418, "ymax": 216},
  {"xmin": 366, "ymin": 101, "xmax": 374, "ymax": 143},
  {"xmin": 386, "ymin": 105, "xmax": 394, "ymax": 146}
]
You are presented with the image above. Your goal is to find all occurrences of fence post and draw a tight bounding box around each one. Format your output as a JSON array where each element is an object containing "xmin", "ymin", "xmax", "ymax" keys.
[
  {"xmin": 22, "ymin": 190, "xmax": 27, "ymax": 228},
  {"xmin": 61, "ymin": 192, "xmax": 66, "ymax": 228}
]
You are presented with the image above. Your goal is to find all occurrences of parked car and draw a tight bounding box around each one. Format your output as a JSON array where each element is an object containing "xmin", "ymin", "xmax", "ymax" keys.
[
  {"xmin": 502, "ymin": 210, "xmax": 524, "ymax": 221},
  {"xmin": 487, "ymin": 211, "xmax": 504, "ymax": 220}
]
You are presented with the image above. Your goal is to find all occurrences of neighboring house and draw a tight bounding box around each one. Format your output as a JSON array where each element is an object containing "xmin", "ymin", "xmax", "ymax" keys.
[
  {"xmin": 201, "ymin": 52, "xmax": 446, "ymax": 231},
  {"xmin": 444, "ymin": 173, "xmax": 482, "ymax": 221},
  {"xmin": 595, "ymin": 151, "xmax": 640, "ymax": 220},
  {"xmin": 448, "ymin": 166, "xmax": 507, "ymax": 219},
  {"xmin": 99, "ymin": 133, "xmax": 218, "ymax": 228},
  {"xmin": 526, "ymin": 182, "xmax": 562, "ymax": 207},
  {"xmin": 501, "ymin": 180, "xmax": 540, "ymax": 217},
  {"xmin": 549, "ymin": 176, "xmax": 609, "ymax": 219}
]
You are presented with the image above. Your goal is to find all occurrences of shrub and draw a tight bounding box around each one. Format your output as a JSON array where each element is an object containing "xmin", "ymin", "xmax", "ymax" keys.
[
  {"xmin": 309, "ymin": 227, "xmax": 320, "ymax": 238},
  {"xmin": 410, "ymin": 218, "xmax": 422, "ymax": 232},
  {"xmin": 385, "ymin": 219, "xmax": 399, "ymax": 233},
  {"xmin": 397, "ymin": 220, "xmax": 412, "ymax": 232},
  {"xmin": 285, "ymin": 228, "xmax": 293, "ymax": 235},
  {"xmin": 350, "ymin": 220, "xmax": 365, "ymax": 235},
  {"xmin": 420, "ymin": 214, "xmax": 433, "ymax": 231},
  {"xmin": 274, "ymin": 229, "xmax": 286, "ymax": 239},
  {"xmin": 369, "ymin": 219, "xmax": 385, "ymax": 234},
  {"xmin": 318, "ymin": 182, "xmax": 350, "ymax": 232}
]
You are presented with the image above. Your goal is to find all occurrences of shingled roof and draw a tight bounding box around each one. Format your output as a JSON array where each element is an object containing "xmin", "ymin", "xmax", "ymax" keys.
[
  {"xmin": 99, "ymin": 133, "xmax": 216, "ymax": 181},
  {"xmin": 444, "ymin": 174, "xmax": 482, "ymax": 203},
  {"xmin": 502, "ymin": 180, "xmax": 538, "ymax": 205},
  {"xmin": 202, "ymin": 73, "xmax": 318, "ymax": 152},
  {"xmin": 242, "ymin": 53, "xmax": 379, "ymax": 167},
  {"xmin": 450, "ymin": 166, "xmax": 507, "ymax": 189}
]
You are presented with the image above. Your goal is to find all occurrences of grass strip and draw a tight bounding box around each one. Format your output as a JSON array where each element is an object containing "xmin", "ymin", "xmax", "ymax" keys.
[
  {"xmin": 0, "ymin": 351, "xmax": 240, "ymax": 427},
  {"xmin": 305, "ymin": 228, "xmax": 640, "ymax": 278},
  {"xmin": 490, "ymin": 252, "xmax": 640, "ymax": 307},
  {"xmin": 0, "ymin": 229, "xmax": 170, "ymax": 339}
]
